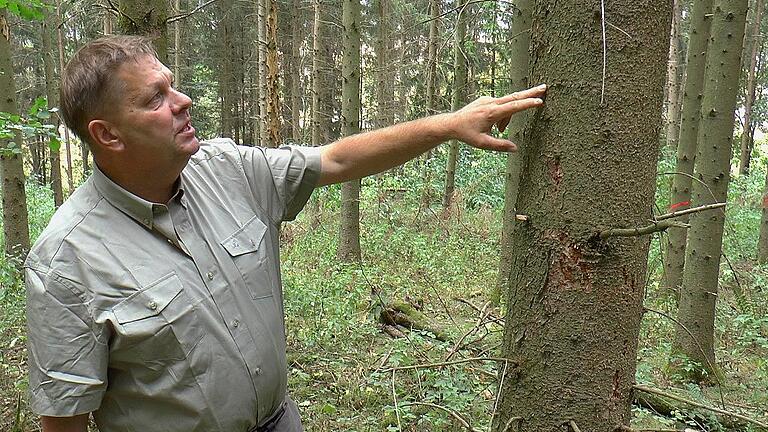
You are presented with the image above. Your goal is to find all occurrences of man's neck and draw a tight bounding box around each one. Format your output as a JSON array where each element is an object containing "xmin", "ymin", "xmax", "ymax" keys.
[{"xmin": 95, "ymin": 159, "xmax": 183, "ymax": 204}]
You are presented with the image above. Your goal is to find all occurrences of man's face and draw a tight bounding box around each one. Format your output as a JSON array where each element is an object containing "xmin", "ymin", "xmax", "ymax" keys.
[{"xmin": 107, "ymin": 55, "xmax": 199, "ymax": 167}]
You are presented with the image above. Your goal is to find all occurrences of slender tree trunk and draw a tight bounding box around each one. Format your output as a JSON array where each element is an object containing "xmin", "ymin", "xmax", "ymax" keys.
[
  {"xmin": 374, "ymin": 0, "xmax": 394, "ymax": 130},
  {"xmin": 493, "ymin": 0, "xmax": 671, "ymax": 430},
  {"xmin": 266, "ymin": 0, "xmax": 281, "ymax": 147},
  {"xmin": 103, "ymin": 1, "xmax": 113, "ymax": 35},
  {"xmin": 54, "ymin": 0, "xmax": 74, "ymax": 193},
  {"xmin": 492, "ymin": 0, "xmax": 531, "ymax": 307},
  {"xmin": 290, "ymin": 0, "xmax": 302, "ymax": 143},
  {"xmin": 117, "ymin": 0, "xmax": 168, "ymax": 61},
  {"xmin": 0, "ymin": 9, "xmax": 31, "ymax": 263},
  {"xmin": 419, "ymin": 0, "xmax": 440, "ymax": 207},
  {"xmin": 661, "ymin": 0, "xmax": 714, "ymax": 296},
  {"xmin": 758, "ymin": 163, "xmax": 768, "ymax": 263},
  {"xmin": 337, "ymin": 0, "xmax": 362, "ymax": 263},
  {"xmin": 219, "ymin": 2, "xmax": 235, "ymax": 139},
  {"xmin": 174, "ymin": 0, "xmax": 182, "ymax": 84},
  {"xmin": 672, "ymin": 0, "xmax": 748, "ymax": 383},
  {"xmin": 258, "ymin": 0, "xmax": 270, "ymax": 145},
  {"xmin": 737, "ymin": 0, "xmax": 763, "ymax": 175},
  {"xmin": 442, "ymin": 0, "xmax": 468, "ymax": 214},
  {"xmin": 311, "ymin": 0, "xmax": 324, "ymax": 148},
  {"xmin": 41, "ymin": 14, "xmax": 64, "ymax": 207},
  {"xmin": 665, "ymin": 0, "xmax": 684, "ymax": 149}
]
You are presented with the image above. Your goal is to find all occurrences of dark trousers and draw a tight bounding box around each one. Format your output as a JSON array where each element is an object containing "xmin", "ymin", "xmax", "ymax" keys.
[{"xmin": 250, "ymin": 397, "xmax": 304, "ymax": 432}]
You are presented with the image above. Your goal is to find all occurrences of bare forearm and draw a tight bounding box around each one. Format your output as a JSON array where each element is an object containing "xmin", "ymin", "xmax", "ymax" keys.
[
  {"xmin": 318, "ymin": 113, "xmax": 454, "ymax": 186},
  {"xmin": 41, "ymin": 414, "xmax": 89, "ymax": 432}
]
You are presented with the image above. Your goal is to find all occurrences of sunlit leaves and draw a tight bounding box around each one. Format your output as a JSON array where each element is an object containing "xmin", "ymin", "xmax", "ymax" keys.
[{"xmin": 0, "ymin": 0, "xmax": 50, "ymax": 21}]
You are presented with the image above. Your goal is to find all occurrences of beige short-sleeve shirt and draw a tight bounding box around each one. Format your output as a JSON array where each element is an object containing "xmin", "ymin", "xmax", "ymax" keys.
[{"xmin": 25, "ymin": 139, "xmax": 321, "ymax": 432}]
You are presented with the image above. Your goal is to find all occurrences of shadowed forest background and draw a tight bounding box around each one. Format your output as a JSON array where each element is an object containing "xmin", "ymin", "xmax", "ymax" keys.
[{"xmin": 1, "ymin": 0, "xmax": 767, "ymax": 431}]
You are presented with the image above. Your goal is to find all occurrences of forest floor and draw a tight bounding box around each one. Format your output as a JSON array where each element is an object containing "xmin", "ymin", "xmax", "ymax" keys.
[{"xmin": 1, "ymin": 173, "xmax": 768, "ymax": 431}]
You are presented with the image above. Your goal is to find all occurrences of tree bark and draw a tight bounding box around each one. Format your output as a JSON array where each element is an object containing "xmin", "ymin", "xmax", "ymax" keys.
[
  {"xmin": 373, "ymin": 0, "xmax": 394, "ymax": 131},
  {"xmin": 265, "ymin": 0, "xmax": 281, "ymax": 147},
  {"xmin": 493, "ymin": 1, "xmax": 671, "ymax": 430},
  {"xmin": 442, "ymin": 0, "xmax": 468, "ymax": 214},
  {"xmin": 665, "ymin": 0, "xmax": 684, "ymax": 149},
  {"xmin": 41, "ymin": 12, "xmax": 64, "ymax": 207},
  {"xmin": 258, "ymin": 0, "xmax": 270, "ymax": 146},
  {"xmin": 117, "ymin": 0, "xmax": 168, "ymax": 61},
  {"xmin": 672, "ymin": 0, "xmax": 748, "ymax": 383},
  {"xmin": 420, "ymin": 0, "xmax": 440, "ymax": 207},
  {"xmin": 290, "ymin": 0, "xmax": 302, "ymax": 143},
  {"xmin": 54, "ymin": 0, "xmax": 74, "ymax": 194},
  {"xmin": 493, "ymin": 0, "xmax": 532, "ymax": 307},
  {"xmin": 737, "ymin": 0, "xmax": 763, "ymax": 175},
  {"xmin": 311, "ymin": 0, "xmax": 324, "ymax": 148},
  {"xmin": 337, "ymin": 0, "xmax": 362, "ymax": 263},
  {"xmin": 660, "ymin": 0, "xmax": 714, "ymax": 297},
  {"xmin": 0, "ymin": 9, "xmax": 31, "ymax": 263}
]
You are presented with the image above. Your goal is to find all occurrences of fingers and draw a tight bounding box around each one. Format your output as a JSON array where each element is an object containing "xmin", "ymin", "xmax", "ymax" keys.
[
  {"xmin": 467, "ymin": 133, "xmax": 518, "ymax": 152},
  {"xmin": 495, "ymin": 84, "xmax": 547, "ymax": 104}
]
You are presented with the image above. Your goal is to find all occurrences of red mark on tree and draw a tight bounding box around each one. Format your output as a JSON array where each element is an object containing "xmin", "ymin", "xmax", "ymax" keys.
[
  {"xmin": 762, "ymin": 195, "xmax": 768, "ymax": 209},
  {"xmin": 547, "ymin": 158, "xmax": 563, "ymax": 187},
  {"xmin": 669, "ymin": 201, "xmax": 690, "ymax": 210}
]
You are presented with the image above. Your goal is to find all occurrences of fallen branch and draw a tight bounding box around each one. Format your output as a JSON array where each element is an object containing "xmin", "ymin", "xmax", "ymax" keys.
[
  {"xmin": 569, "ymin": 420, "xmax": 583, "ymax": 432},
  {"xmin": 633, "ymin": 385, "xmax": 768, "ymax": 430},
  {"xmin": 382, "ymin": 356, "xmax": 515, "ymax": 373},
  {"xmin": 166, "ymin": 0, "xmax": 218, "ymax": 23},
  {"xmin": 655, "ymin": 202, "xmax": 726, "ymax": 221},
  {"xmin": 402, "ymin": 402, "xmax": 482, "ymax": 432},
  {"xmin": 379, "ymin": 300, "xmax": 449, "ymax": 341},
  {"xmin": 600, "ymin": 220, "xmax": 689, "ymax": 239}
]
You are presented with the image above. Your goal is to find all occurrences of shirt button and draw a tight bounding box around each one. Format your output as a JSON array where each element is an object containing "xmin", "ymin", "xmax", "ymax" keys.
[
  {"xmin": 143, "ymin": 218, "xmax": 150, "ymax": 225},
  {"xmin": 232, "ymin": 319, "xmax": 240, "ymax": 328},
  {"xmin": 148, "ymin": 301, "xmax": 158, "ymax": 310},
  {"xmin": 206, "ymin": 271, "xmax": 214, "ymax": 281},
  {"xmin": 254, "ymin": 367, "xmax": 262, "ymax": 375}
]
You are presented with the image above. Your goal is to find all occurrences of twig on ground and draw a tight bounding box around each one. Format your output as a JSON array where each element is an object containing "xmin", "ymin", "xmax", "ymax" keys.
[
  {"xmin": 391, "ymin": 370, "xmax": 402, "ymax": 431},
  {"xmin": 569, "ymin": 420, "xmax": 582, "ymax": 432},
  {"xmin": 632, "ymin": 385, "xmax": 768, "ymax": 429},
  {"xmin": 444, "ymin": 302, "xmax": 490, "ymax": 361},
  {"xmin": 490, "ymin": 359, "xmax": 509, "ymax": 430},
  {"xmin": 402, "ymin": 401, "xmax": 482, "ymax": 432},
  {"xmin": 500, "ymin": 416, "xmax": 522, "ymax": 432},
  {"xmin": 382, "ymin": 357, "xmax": 516, "ymax": 373}
]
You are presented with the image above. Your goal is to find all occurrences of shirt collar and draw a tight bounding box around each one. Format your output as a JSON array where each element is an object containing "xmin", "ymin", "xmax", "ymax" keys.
[{"xmin": 92, "ymin": 164, "xmax": 185, "ymax": 230}]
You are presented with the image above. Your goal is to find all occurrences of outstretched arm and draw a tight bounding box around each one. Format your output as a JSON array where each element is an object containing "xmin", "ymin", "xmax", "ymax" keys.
[
  {"xmin": 317, "ymin": 84, "xmax": 546, "ymax": 186},
  {"xmin": 41, "ymin": 414, "xmax": 89, "ymax": 432}
]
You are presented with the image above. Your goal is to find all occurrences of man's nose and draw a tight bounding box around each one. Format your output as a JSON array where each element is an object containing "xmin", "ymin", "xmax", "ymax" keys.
[{"xmin": 172, "ymin": 89, "xmax": 193, "ymax": 112}]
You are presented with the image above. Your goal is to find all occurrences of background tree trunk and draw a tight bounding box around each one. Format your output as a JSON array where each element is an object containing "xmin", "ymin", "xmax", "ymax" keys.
[
  {"xmin": 661, "ymin": 0, "xmax": 713, "ymax": 296},
  {"xmin": 493, "ymin": 1, "xmax": 671, "ymax": 430},
  {"xmin": 117, "ymin": 0, "xmax": 168, "ymax": 61},
  {"xmin": 55, "ymin": 0, "xmax": 74, "ymax": 194},
  {"xmin": 266, "ymin": 0, "xmax": 281, "ymax": 147},
  {"xmin": 0, "ymin": 9, "xmax": 31, "ymax": 263},
  {"xmin": 311, "ymin": 0, "xmax": 324, "ymax": 148},
  {"xmin": 665, "ymin": 0, "xmax": 685, "ymax": 149},
  {"xmin": 41, "ymin": 13, "xmax": 63, "ymax": 207},
  {"xmin": 258, "ymin": 0, "xmax": 270, "ymax": 145},
  {"xmin": 493, "ymin": 0, "xmax": 532, "ymax": 307},
  {"xmin": 420, "ymin": 0, "xmax": 440, "ymax": 207},
  {"xmin": 672, "ymin": 0, "xmax": 748, "ymax": 383},
  {"xmin": 737, "ymin": 0, "xmax": 763, "ymax": 175},
  {"xmin": 337, "ymin": 0, "xmax": 362, "ymax": 262},
  {"xmin": 442, "ymin": 0, "xmax": 468, "ymax": 214},
  {"xmin": 290, "ymin": 0, "xmax": 302, "ymax": 143}
]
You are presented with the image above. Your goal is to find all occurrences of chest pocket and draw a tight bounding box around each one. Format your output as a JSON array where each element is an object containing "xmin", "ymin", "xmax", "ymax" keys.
[
  {"xmin": 220, "ymin": 214, "xmax": 274, "ymax": 299},
  {"xmin": 111, "ymin": 273, "xmax": 205, "ymax": 368}
]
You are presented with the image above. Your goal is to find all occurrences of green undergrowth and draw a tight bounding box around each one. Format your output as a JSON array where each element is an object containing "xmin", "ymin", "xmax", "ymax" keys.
[{"xmin": 1, "ymin": 154, "xmax": 767, "ymax": 431}]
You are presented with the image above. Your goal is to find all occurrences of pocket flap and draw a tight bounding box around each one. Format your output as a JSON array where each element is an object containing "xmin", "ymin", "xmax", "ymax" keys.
[
  {"xmin": 220, "ymin": 215, "xmax": 267, "ymax": 257},
  {"xmin": 113, "ymin": 273, "xmax": 184, "ymax": 324}
]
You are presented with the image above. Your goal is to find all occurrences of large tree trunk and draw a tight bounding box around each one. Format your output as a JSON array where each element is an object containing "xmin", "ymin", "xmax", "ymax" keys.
[
  {"xmin": 290, "ymin": 0, "xmax": 302, "ymax": 143},
  {"xmin": 420, "ymin": 0, "xmax": 440, "ymax": 207},
  {"xmin": 493, "ymin": 1, "xmax": 671, "ymax": 431},
  {"xmin": 442, "ymin": 0, "xmax": 468, "ymax": 214},
  {"xmin": 265, "ymin": 0, "xmax": 281, "ymax": 147},
  {"xmin": 493, "ymin": 0, "xmax": 532, "ymax": 307},
  {"xmin": 117, "ymin": 0, "xmax": 168, "ymax": 61},
  {"xmin": 41, "ymin": 13, "xmax": 64, "ymax": 207},
  {"xmin": 54, "ymin": 0, "xmax": 74, "ymax": 194},
  {"xmin": 337, "ymin": 0, "xmax": 362, "ymax": 263},
  {"xmin": 737, "ymin": 0, "xmax": 763, "ymax": 175},
  {"xmin": 665, "ymin": 0, "xmax": 685, "ymax": 149},
  {"xmin": 0, "ymin": 9, "xmax": 31, "ymax": 263},
  {"xmin": 672, "ymin": 0, "xmax": 748, "ymax": 383},
  {"xmin": 258, "ymin": 0, "xmax": 270, "ymax": 146},
  {"xmin": 660, "ymin": 0, "xmax": 714, "ymax": 297}
]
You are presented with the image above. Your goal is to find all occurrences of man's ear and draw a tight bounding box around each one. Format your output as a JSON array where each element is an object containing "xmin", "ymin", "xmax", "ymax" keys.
[{"xmin": 87, "ymin": 119, "xmax": 124, "ymax": 152}]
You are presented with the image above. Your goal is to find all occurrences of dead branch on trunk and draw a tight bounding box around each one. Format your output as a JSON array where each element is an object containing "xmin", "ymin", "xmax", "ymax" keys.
[{"xmin": 599, "ymin": 220, "xmax": 689, "ymax": 239}]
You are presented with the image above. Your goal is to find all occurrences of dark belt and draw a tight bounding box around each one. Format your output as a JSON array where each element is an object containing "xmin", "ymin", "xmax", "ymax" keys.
[{"xmin": 250, "ymin": 403, "xmax": 287, "ymax": 432}]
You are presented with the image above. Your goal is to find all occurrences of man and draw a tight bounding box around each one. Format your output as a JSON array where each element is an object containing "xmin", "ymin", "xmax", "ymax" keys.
[{"xmin": 25, "ymin": 36, "xmax": 545, "ymax": 432}]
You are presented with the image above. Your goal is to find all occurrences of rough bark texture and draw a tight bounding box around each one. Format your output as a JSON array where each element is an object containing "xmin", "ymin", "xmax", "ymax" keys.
[
  {"xmin": 258, "ymin": 0, "xmax": 269, "ymax": 145},
  {"xmin": 118, "ymin": 0, "xmax": 168, "ymax": 61},
  {"xmin": 0, "ymin": 9, "xmax": 31, "ymax": 262},
  {"xmin": 493, "ymin": 0, "xmax": 532, "ymax": 306},
  {"xmin": 41, "ymin": 14, "xmax": 63, "ymax": 207},
  {"xmin": 337, "ymin": 0, "xmax": 362, "ymax": 262},
  {"xmin": 266, "ymin": 0, "xmax": 281, "ymax": 147},
  {"xmin": 665, "ymin": 0, "xmax": 684, "ymax": 149},
  {"xmin": 173, "ymin": 0, "xmax": 182, "ymax": 84},
  {"xmin": 493, "ymin": 1, "xmax": 671, "ymax": 431},
  {"xmin": 672, "ymin": 0, "xmax": 748, "ymax": 383},
  {"xmin": 55, "ymin": 0, "xmax": 74, "ymax": 193},
  {"xmin": 373, "ymin": 0, "xmax": 394, "ymax": 131},
  {"xmin": 311, "ymin": 0, "xmax": 324, "ymax": 147},
  {"xmin": 758, "ymin": 169, "xmax": 768, "ymax": 263},
  {"xmin": 290, "ymin": 0, "xmax": 302, "ymax": 143},
  {"xmin": 661, "ymin": 0, "xmax": 713, "ymax": 296},
  {"xmin": 442, "ymin": 0, "xmax": 468, "ymax": 213},
  {"xmin": 737, "ymin": 0, "xmax": 763, "ymax": 175},
  {"xmin": 420, "ymin": 0, "xmax": 440, "ymax": 207}
]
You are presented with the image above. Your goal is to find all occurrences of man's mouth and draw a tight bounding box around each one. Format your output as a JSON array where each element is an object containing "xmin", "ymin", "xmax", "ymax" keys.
[{"xmin": 178, "ymin": 121, "xmax": 193, "ymax": 134}]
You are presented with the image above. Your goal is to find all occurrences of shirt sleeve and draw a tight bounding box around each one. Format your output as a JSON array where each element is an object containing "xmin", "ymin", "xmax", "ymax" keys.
[
  {"xmin": 239, "ymin": 144, "xmax": 322, "ymax": 223},
  {"xmin": 25, "ymin": 262, "xmax": 108, "ymax": 417}
]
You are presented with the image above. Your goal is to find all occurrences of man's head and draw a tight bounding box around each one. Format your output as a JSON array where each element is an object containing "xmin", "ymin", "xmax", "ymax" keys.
[{"xmin": 59, "ymin": 36, "xmax": 158, "ymax": 147}]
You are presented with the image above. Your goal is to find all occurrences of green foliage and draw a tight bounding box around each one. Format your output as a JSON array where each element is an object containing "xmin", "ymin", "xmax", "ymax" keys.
[
  {"xmin": 0, "ymin": 0, "xmax": 49, "ymax": 20},
  {"xmin": 0, "ymin": 97, "xmax": 61, "ymax": 156}
]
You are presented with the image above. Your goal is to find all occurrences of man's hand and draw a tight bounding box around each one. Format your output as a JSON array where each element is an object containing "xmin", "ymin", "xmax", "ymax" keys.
[
  {"xmin": 446, "ymin": 84, "xmax": 547, "ymax": 152},
  {"xmin": 317, "ymin": 84, "xmax": 546, "ymax": 186}
]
